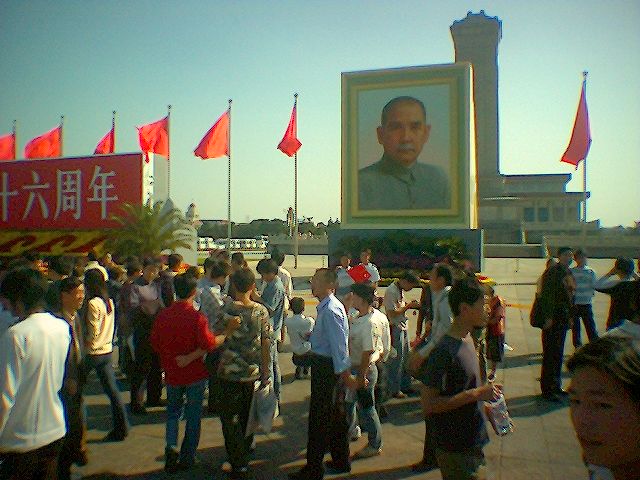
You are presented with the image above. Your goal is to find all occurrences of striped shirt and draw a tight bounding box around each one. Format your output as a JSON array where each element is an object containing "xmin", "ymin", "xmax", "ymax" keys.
[{"xmin": 571, "ymin": 265, "xmax": 596, "ymax": 305}]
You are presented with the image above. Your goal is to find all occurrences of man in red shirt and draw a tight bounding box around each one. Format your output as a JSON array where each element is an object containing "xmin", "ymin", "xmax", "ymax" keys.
[{"xmin": 151, "ymin": 273, "xmax": 238, "ymax": 472}]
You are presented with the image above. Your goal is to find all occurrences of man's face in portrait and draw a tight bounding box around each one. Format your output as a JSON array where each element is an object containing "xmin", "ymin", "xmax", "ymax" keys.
[{"xmin": 376, "ymin": 100, "xmax": 431, "ymax": 168}]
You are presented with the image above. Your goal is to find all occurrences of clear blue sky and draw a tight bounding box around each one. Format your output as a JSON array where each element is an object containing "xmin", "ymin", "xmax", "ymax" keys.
[{"xmin": 1, "ymin": 0, "xmax": 638, "ymax": 227}]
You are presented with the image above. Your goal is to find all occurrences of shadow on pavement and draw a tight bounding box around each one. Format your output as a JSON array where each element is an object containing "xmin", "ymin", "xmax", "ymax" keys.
[
  {"xmin": 506, "ymin": 393, "xmax": 568, "ymax": 418},
  {"xmin": 502, "ymin": 352, "xmax": 542, "ymax": 369},
  {"xmin": 382, "ymin": 397, "xmax": 423, "ymax": 427}
]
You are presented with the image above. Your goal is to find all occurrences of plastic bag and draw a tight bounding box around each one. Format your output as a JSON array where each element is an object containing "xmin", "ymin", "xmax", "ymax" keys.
[
  {"xmin": 246, "ymin": 383, "xmax": 279, "ymax": 436},
  {"xmin": 484, "ymin": 393, "xmax": 514, "ymax": 436}
]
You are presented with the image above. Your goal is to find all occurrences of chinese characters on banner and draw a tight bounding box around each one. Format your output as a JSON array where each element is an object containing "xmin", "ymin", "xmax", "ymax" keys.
[{"xmin": 0, "ymin": 153, "xmax": 143, "ymax": 229}]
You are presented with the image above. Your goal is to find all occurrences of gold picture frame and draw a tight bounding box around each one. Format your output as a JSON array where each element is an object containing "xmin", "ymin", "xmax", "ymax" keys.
[{"xmin": 341, "ymin": 63, "xmax": 477, "ymax": 229}]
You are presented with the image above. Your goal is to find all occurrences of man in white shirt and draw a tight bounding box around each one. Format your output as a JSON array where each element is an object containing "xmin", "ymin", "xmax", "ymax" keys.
[
  {"xmin": 383, "ymin": 271, "xmax": 421, "ymax": 398},
  {"xmin": 273, "ymin": 252, "xmax": 294, "ymax": 347},
  {"xmin": 407, "ymin": 264, "xmax": 454, "ymax": 473},
  {"xmin": 0, "ymin": 268, "xmax": 71, "ymax": 479},
  {"xmin": 409, "ymin": 264, "xmax": 454, "ymax": 371},
  {"xmin": 335, "ymin": 253, "xmax": 355, "ymax": 301},
  {"xmin": 570, "ymin": 249, "xmax": 598, "ymax": 347},
  {"xmin": 359, "ymin": 249, "xmax": 381, "ymax": 287},
  {"xmin": 347, "ymin": 283, "xmax": 384, "ymax": 459}
]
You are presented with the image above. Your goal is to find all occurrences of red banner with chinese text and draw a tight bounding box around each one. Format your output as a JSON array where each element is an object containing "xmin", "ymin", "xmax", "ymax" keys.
[{"xmin": 0, "ymin": 153, "xmax": 143, "ymax": 230}]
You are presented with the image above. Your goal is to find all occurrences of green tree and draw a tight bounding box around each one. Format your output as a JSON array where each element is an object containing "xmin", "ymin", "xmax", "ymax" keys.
[{"xmin": 105, "ymin": 200, "xmax": 193, "ymax": 258}]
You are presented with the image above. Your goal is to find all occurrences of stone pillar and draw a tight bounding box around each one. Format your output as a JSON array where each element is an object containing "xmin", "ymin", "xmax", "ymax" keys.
[{"xmin": 450, "ymin": 11, "xmax": 502, "ymax": 197}]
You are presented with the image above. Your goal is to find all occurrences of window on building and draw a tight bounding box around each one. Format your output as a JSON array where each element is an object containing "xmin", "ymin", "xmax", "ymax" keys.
[
  {"xmin": 553, "ymin": 207, "xmax": 565, "ymax": 222},
  {"xmin": 538, "ymin": 207, "xmax": 549, "ymax": 222},
  {"xmin": 523, "ymin": 207, "xmax": 535, "ymax": 222}
]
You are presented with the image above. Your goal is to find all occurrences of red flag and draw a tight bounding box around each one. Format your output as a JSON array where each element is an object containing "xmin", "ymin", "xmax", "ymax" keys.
[
  {"xmin": 24, "ymin": 125, "xmax": 61, "ymax": 159},
  {"xmin": 0, "ymin": 132, "xmax": 15, "ymax": 161},
  {"xmin": 560, "ymin": 82, "xmax": 591, "ymax": 168},
  {"xmin": 277, "ymin": 104, "xmax": 302, "ymax": 157},
  {"xmin": 194, "ymin": 111, "xmax": 229, "ymax": 159},
  {"xmin": 137, "ymin": 116, "xmax": 168, "ymax": 162},
  {"xmin": 94, "ymin": 127, "xmax": 115, "ymax": 155}
]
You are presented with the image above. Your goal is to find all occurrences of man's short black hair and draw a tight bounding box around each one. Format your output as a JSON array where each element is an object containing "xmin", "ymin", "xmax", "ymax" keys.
[
  {"xmin": 448, "ymin": 277, "xmax": 484, "ymax": 316},
  {"xmin": 210, "ymin": 260, "xmax": 231, "ymax": 279},
  {"xmin": 290, "ymin": 297, "xmax": 305, "ymax": 315},
  {"xmin": 87, "ymin": 250, "xmax": 98, "ymax": 262},
  {"xmin": 203, "ymin": 256, "xmax": 217, "ymax": 272},
  {"xmin": 574, "ymin": 248, "xmax": 587, "ymax": 258},
  {"xmin": 557, "ymin": 246, "xmax": 573, "ymax": 257},
  {"xmin": 399, "ymin": 271, "xmax": 421, "ymax": 286},
  {"xmin": 434, "ymin": 264, "xmax": 453, "ymax": 287},
  {"xmin": 257, "ymin": 259, "xmax": 279, "ymax": 275},
  {"xmin": 314, "ymin": 267, "xmax": 337, "ymax": 285},
  {"xmin": 615, "ymin": 257, "xmax": 635, "ymax": 276},
  {"xmin": 49, "ymin": 256, "xmax": 74, "ymax": 277},
  {"xmin": 174, "ymin": 273, "xmax": 198, "ymax": 300},
  {"xmin": 60, "ymin": 275, "xmax": 83, "ymax": 294},
  {"xmin": 168, "ymin": 253, "xmax": 183, "ymax": 270},
  {"xmin": 142, "ymin": 256, "xmax": 161, "ymax": 268},
  {"xmin": 231, "ymin": 268, "xmax": 256, "ymax": 294},
  {"xmin": 272, "ymin": 251, "xmax": 286, "ymax": 266},
  {"xmin": 126, "ymin": 259, "xmax": 142, "ymax": 277},
  {"xmin": 0, "ymin": 268, "xmax": 48, "ymax": 312},
  {"xmin": 231, "ymin": 252, "xmax": 246, "ymax": 266},
  {"xmin": 350, "ymin": 282, "xmax": 376, "ymax": 305},
  {"xmin": 381, "ymin": 96, "xmax": 427, "ymax": 126},
  {"xmin": 185, "ymin": 266, "xmax": 201, "ymax": 279}
]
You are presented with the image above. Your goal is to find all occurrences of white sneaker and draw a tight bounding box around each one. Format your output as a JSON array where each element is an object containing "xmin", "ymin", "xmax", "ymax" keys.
[
  {"xmin": 350, "ymin": 425, "xmax": 361, "ymax": 442},
  {"xmin": 354, "ymin": 445, "xmax": 382, "ymax": 459}
]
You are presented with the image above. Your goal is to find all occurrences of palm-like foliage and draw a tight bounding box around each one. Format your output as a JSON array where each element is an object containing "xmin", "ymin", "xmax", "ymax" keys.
[{"xmin": 106, "ymin": 200, "xmax": 194, "ymax": 258}]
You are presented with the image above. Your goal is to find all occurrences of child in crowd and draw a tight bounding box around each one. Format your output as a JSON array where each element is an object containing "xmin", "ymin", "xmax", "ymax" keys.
[
  {"xmin": 486, "ymin": 286, "xmax": 506, "ymax": 382},
  {"xmin": 284, "ymin": 297, "xmax": 315, "ymax": 379}
]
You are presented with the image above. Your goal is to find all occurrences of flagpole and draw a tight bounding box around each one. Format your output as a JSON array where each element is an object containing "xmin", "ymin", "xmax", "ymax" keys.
[
  {"xmin": 112, "ymin": 110, "xmax": 116, "ymax": 152},
  {"xmin": 167, "ymin": 104, "xmax": 172, "ymax": 198},
  {"xmin": 227, "ymin": 99, "xmax": 232, "ymax": 257},
  {"xmin": 293, "ymin": 93, "xmax": 299, "ymax": 270},
  {"xmin": 581, "ymin": 71, "xmax": 588, "ymax": 243},
  {"xmin": 12, "ymin": 120, "xmax": 16, "ymax": 160},
  {"xmin": 60, "ymin": 115, "xmax": 64, "ymax": 157}
]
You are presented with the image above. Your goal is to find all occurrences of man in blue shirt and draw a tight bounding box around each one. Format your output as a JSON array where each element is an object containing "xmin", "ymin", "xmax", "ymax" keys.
[
  {"xmin": 289, "ymin": 268, "xmax": 359, "ymax": 480},
  {"xmin": 255, "ymin": 259, "xmax": 285, "ymax": 402}
]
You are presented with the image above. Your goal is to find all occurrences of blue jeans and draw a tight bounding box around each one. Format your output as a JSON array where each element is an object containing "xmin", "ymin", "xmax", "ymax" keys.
[
  {"xmin": 270, "ymin": 333, "xmax": 281, "ymax": 401},
  {"xmin": 166, "ymin": 379, "xmax": 207, "ymax": 463},
  {"xmin": 387, "ymin": 327, "xmax": 411, "ymax": 395},
  {"xmin": 85, "ymin": 353, "xmax": 129, "ymax": 436},
  {"xmin": 347, "ymin": 365, "xmax": 382, "ymax": 450}
]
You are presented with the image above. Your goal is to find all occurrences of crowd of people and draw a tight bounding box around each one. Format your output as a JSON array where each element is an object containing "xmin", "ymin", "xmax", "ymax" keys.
[{"xmin": 0, "ymin": 247, "xmax": 638, "ymax": 480}]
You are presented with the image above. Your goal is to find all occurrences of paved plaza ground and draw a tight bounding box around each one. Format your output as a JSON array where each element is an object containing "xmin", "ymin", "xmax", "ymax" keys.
[{"xmin": 73, "ymin": 256, "xmax": 625, "ymax": 480}]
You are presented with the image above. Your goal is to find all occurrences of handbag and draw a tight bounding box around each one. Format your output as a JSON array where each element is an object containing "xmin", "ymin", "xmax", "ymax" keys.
[
  {"xmin": 529, "ymin": 296, "xmax": 545, "ymax": 329},
  {"xmin": 246, "ymin": 383, "xmax": 279, "ymax": 436}
]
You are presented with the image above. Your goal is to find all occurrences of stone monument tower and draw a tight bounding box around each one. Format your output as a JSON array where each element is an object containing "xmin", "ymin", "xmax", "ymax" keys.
[
  {"xmin": 450, "ymin": 11, "xmax": 590, "ymax": 243},
  {"xmin": 450, "ymin": 10, "xmax": 502, "ymax": 197}
]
